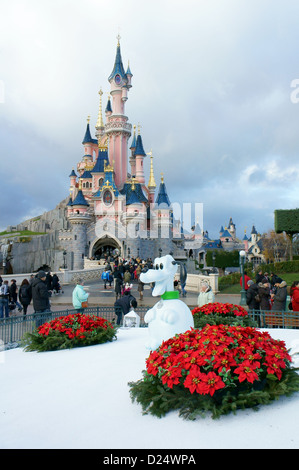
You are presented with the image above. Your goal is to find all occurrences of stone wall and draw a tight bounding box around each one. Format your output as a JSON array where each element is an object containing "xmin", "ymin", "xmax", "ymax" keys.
[
  {"xmin": 9, "ymin": 231, "xmax": 70, "ymax": 274},
  {"xmin": 15, "ymin": 198, "xmax": 70, "ymax": 233}
]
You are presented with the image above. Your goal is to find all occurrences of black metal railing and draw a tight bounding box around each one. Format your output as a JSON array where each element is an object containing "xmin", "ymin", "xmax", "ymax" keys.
[
  {"xmin": 0, "ymin": 306, "xmax": 149, "ymax": 346},
  {"xmin": 1, "ymin": 306, "xmax": 299, "ymax": 347}
]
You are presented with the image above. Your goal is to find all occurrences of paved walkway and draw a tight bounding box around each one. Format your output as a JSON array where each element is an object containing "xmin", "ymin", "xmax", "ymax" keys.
[{"xmin": 19, "ymin": 279, "xmax": 243, "ymax": 314}]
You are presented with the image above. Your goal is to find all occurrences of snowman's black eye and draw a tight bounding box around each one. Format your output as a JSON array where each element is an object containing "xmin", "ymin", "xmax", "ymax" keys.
[
  {"xmin": 160, "ymin": 263, "xmax": 164, "ymax": 270},
  {"xmin": 155, "ymin": 264, "xmax": 159, "ymax": 270}
]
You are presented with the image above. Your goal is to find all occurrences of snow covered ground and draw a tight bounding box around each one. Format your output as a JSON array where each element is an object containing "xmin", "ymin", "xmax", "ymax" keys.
[{"xmin": 1, "ymin": 327, "xmax": 299, "ymax": 449}]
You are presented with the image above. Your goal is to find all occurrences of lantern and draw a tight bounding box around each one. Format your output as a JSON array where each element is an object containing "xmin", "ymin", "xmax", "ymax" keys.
[{"xmin": 123, "ymin": 309, "xmax": 140, "ymax": 328}]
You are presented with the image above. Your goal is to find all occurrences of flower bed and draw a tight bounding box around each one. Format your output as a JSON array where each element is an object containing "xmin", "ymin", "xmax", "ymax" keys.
[
  {"xmin": 129, "ymin": 324, "xmax": 299, "ymax": 419},
  {"xmin": 22, "ymin": 313, "xmax": 117, "ymax": 352},
  {"xmin": 192, "ymin": 302, "xmax": 257, "ymax": 328}
]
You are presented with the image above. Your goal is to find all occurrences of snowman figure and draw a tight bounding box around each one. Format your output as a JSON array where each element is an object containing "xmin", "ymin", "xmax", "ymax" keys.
[{"xmin": 140, "ymin": 254, "xmax": 194, "ymax": 350}]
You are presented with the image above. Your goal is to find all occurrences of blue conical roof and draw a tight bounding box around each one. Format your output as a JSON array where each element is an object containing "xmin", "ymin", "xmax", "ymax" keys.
[
  {"xmin": 69, "ymin": 169, "xmax": 77, "ymax": 178},
  {"xmin": 80, "ymin": 170, "xmax": 92, "ymax": 179},
  {"xmin": 92, "ymin": 149, "xmax": 109, "ymax": 173},
  {"xmin": 120, "ymin": 182, "xmax": 148, "ymax": 205},
  {"xmin": 105, "ymin": 97, "xmax": 112, "ymax": 113},
  {"xmin": 130, "ymin": 131, "xmax": 137, "ymax": 149},
  {"xmin": 135, "ymin": 134, "xmax": 146, "ymax": 156},
  {"xmin": 72, "ymin": 189, "xmax": 89, "ymax": 206},
  {"xmin": 108, "ymin": 42, "xmax": 128, "ymax": 84},
  {"xmin": 155, "ymin": 181, "xmax": 171, "ymax": 207},
  {"xmin": 82, "ymin": 123, "xmax": 93, "ymax": 144}
]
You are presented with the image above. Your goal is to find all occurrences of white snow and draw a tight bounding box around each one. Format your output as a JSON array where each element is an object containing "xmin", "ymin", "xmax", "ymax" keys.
[{"xmin": 1, "ymin": 327, "xmax": 299, "ymax": 449}]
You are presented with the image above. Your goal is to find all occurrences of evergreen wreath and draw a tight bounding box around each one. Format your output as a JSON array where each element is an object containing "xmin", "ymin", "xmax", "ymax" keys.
[
  {"xmin": 192, "ymin": 302, "xmax": 257, "ymax": 328},
  {"xmin": 22, "ymin": 313, "xmax": 117, "ymax": 352},
  {"xmin": 129, "ymin": 325, "xmax": 299, "ymax": 419}
]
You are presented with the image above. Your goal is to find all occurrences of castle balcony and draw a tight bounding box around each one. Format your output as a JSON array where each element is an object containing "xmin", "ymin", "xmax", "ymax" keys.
[
  {"xmin": 68, "ymin": 212, "xmax": 93, "ymax": 225},
  {"xmin": 105, "ymin": 120, "xmax": 132, "ymax": 136}
]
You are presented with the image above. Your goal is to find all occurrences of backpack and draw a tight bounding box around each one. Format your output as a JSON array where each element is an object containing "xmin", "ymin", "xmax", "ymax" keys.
[{"xmin": 0, "ymin": 284, "xmax": 8, "ymax": 296}]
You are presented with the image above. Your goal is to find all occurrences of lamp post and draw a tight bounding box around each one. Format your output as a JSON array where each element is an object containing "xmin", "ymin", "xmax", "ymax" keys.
[
  {"xmin": 239, "ymin": 250, "xmax": 246, "ymax": 306},
  {"xmin": 63, "ymin": 250, "xmax": 67, "ymax": 269},
  {"xmin": 212, "ymin": 251, "xmax": 216, "ymax": 273}
]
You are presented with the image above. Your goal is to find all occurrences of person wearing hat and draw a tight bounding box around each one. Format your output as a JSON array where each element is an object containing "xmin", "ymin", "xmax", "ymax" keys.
[
  {"xmin": 258, "ymin": 279, "xmax": 271, "ymax": 311},
  {"xmin": 31, "ymin": 271, "xmax": 51, "ymax": 322},
  {"xmin": 197, "ymin": 282, "xmax": 215, "ymax": 308},
  {"xmin": 72, "ymin": 278, "xmax": 89, "ymax": 313},
  {"xmin": 246, "ymin": 280, "xmax": 260, "ymax": 311},
  {"xmin": 271, "ymin": 280, "xmax": 287, "ymax": 311}
]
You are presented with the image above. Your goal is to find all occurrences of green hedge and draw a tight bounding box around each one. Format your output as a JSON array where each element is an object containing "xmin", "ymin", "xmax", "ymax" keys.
[
  {"xmin": 274, "ymin": 209, "xmax": 299, "ymax": 234},
  {"xmin": 257, "ymin": 260, "xmax": 299, "ymax": 274}
]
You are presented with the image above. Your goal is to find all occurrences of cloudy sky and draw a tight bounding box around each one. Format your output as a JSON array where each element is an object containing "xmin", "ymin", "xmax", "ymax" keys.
[{"xmin": 1, "ymin": 0, "xmax": 299, "ymax": 239}]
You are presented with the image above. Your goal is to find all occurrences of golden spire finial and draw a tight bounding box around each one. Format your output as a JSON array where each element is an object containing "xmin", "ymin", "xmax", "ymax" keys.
[
  {"xmin": 137, "ymin": 123, "xmax": 141, "ymax": 135},
  {"xmin": 117, "ymin": 33, "xmax": 121, "ymax": 46},
  {"xmin": 147, "ymin": 150, "xmax": 156, "ymax": 189},
  {"xmin": 87, "ymin": 115, "xmax": 91, "ymax": 124},
  {"xmin": 161, "ymin": 172, "xmax": 164, "ymax": 184},
  {"xmin": 96, "ymin": 88, "xmax": 104, "ymax": 130},
  {"xmin": 131, "ymin": 177, "xmax": 136, "ymax": 191}
]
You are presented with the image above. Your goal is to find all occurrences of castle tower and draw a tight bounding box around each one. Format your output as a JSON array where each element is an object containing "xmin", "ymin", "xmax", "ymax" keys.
[
  {"xmin": 82, "ymin": 116, "xmax": 97, "ymax": 163},
  {"xmin": 67, "ymin": 180, "xmax": 92, "ymax": 270},
  {"xmin": 154, "ymin": 173, "xmax": 173, "ymax": 255},
  {"xmin": 134, "ymin": 129, "xmax": 147, "ymax": 184},
  {"xmin": 105, "ymin": 36, "xmax": 132, "ymax": 188},
  {"xmin": 228, "ymin": 217, "xmax": 236, "ymax": 239},
  {"xmin": 250, "ymin": 225, "xmax": 258, "ymax": 244},
  {"xmin": 129, "ymin": 125, "xmax": 137, "ymax": 177},
  {"xmin": 69, "ymin": 168, "xmax": 77, "ymax": 192}
]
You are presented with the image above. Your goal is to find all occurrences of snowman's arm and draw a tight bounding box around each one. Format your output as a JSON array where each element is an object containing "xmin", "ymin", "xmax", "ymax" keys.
[{"xmin": 144, "ymin": 306, "xmax": 156, "ymax": 324}]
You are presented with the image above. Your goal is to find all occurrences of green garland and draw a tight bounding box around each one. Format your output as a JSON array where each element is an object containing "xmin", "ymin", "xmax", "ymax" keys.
[{"xmin": 129, "ymin": 325, "xmax": 299, "ymax": 420}]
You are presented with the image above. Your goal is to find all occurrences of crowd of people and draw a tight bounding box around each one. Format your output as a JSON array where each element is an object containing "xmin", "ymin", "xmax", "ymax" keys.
[
  {"xmin": 2, "ymin": 257, "xmax": 299, "ymax": 327},
  {"xmin": 0, "ymin": 271, "xmax": 62, "ymax": 319},
  {"xmin": 241, "ymin": 270, "xmax": 299, "ymax": 312}
]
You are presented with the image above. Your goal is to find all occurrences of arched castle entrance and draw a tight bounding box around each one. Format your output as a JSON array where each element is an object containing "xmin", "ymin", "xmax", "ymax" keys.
[{"xmin": 90, "ymin": 235, "xmax": 122, "ymax": 260}]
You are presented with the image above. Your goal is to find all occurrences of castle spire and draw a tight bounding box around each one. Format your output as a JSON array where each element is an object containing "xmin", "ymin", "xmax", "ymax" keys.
[
  {"xmin": 147, "ymin": 150, "xmax": 156, "ymax": 189},
  {"xmin": 96, "ymin": 88, "xmax": 104, "ymax": 130},
  {"xmin": 82, "ymin": 116, "xmax": 93, "ymax": 144},
  {"xmin": 108, "ymin": 36, "xmax": 127, "ymax": 84}
]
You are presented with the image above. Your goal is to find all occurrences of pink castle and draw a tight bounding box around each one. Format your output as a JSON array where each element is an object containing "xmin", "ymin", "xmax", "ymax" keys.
[{"xmin": 66, "ymin": 37, "xmax": 174, "ymax": 269}]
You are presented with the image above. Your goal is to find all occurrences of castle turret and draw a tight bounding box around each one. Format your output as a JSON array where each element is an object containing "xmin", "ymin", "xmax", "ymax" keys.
[
  {"xmin": 69, "ymin": 168, "xmax": 77, "ymax": 191},
  {"xmin": 95, "ymin": 88, "xmax": 105, "ymax": 143},
  {"xmin": 67, "ymin": 180, "xmax": 92, "ymax": 270},
  {"xmin": 154, "ymin": 173, "xmax": 173, "ymax": 255},
  {"xmin": 105, "ymin": 36, "xmax": 132, "ymax": 188},
  {"xmin": 135, "ymin": 130, "xmax": 146, "ymax": 184},
  {"xmin": 129, "ymin": 125, "xmax": 137, "ymax": 177}
]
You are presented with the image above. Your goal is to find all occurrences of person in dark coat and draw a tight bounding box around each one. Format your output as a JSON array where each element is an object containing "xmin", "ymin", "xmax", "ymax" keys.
[
  {"xmin": 258, "ymin": 281, "xmax": 271, "ymax": 311},
  {"xmin": 255, "ymin": 270, "xmax": 264, "ymax": 284},
  {"xmin": 114, "ymin": 291, "xmax": 137, "ymax": 325},
  {"xmin": 31, "ymin": 271, "xmax": 51, "ymax": 316},
  {"xmin": 9, "ymin": 279, "xmax": 23, "ymax": 312},
  {"xmin": 51, "ymin": 274, "xmax": 60, "ymax": 293},
  {"xmin": 45, "ymin": 272, "xmax": 53, "ymax": 291},
  {"xmin": 246, "ymin": 280, "xmax": 260, "ymax": 310},
  {"xmin": 114, "ymin": 276, "xmax": 123, "ymax": 300},
  {"xmin": 272, "ymin": 281, "xmax": 287, "ymax": 311},
  {"xmin": 19, "ymin": 278, "xmax": 32, "ymax": 316}
]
